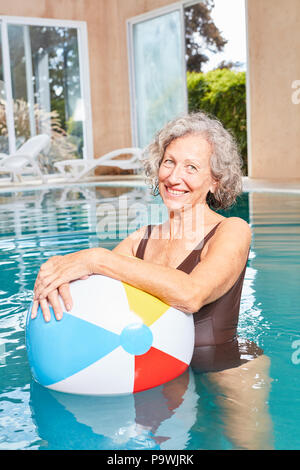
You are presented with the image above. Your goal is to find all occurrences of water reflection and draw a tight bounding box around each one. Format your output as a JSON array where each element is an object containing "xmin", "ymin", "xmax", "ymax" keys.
[
  {"xmin": 29, "ymin": 353, "xmax": 274, "ymax": 450},
  {"xmin": 29, "ymin": 368, "xmax": 198, "ymax": 450},
  {"xmin": 196, "ymin": 354, "xmax": 274, "ymax": 450}
]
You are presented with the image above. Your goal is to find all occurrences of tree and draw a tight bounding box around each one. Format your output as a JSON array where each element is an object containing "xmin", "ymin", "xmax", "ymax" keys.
[
  {"xmin": 184, "ymin": 0, "xmax": 227, "ymax": 72},
  {"xmin": 216, "ymin": 59, "xmax": 244, "ymax": 70}
]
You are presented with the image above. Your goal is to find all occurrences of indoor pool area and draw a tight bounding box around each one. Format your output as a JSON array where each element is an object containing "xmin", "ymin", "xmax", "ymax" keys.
[{"xmin": 0, "ymin": 183, "xmax": 299, "ymax": 450}]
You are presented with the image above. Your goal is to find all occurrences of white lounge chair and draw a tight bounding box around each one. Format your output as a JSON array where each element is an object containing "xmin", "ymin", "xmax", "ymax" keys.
[
  {"xmin": 54, "ymin": 147, "xmax": 143, "ymax": 182},
  {"xmin": 0, "ymin": 134, "xmax": 50, "ymax": 183}
]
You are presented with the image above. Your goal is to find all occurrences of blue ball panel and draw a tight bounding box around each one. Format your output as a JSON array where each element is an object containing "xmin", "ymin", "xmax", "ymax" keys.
[
  {"xmin": 120, "ymin": 323, "xmax": 153, "ymax": 356},
  {"xmin": 26, "ymin": 306, "xmax": 120, "ymax": 386}
]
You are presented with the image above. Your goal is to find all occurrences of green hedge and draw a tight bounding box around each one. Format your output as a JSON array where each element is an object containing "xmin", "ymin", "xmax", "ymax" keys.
[{"xmin": 187, "ymin": 69, "xmax": 247, "ymax": 175}]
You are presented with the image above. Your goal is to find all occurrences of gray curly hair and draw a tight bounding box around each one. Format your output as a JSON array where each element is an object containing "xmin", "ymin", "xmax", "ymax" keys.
[{"xmin": 142, "ymin": 111, "xmax": 243, "ymax": 210}]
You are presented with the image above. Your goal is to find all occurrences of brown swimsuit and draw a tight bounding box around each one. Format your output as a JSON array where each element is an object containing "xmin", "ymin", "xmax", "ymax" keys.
[{"xmin": 135, "ymin": 223, "xmax": 263, "ymax": 373}]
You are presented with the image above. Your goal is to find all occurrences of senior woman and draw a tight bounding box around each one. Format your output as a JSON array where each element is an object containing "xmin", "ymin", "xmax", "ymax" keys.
[{"xmin": 31, "ymin": 111, "xmax": 262, "ymax": 373}]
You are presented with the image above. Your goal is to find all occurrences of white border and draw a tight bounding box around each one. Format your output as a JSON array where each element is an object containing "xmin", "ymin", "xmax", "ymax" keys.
[{"xmin": 0, "ymin": 15, "xmax": 94, "ymax": 160}]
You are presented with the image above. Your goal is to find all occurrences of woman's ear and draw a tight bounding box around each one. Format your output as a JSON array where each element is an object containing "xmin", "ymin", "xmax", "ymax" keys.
[{"xmin": 209, "ymin": 180, "xmax": 218, "ymax": 194}]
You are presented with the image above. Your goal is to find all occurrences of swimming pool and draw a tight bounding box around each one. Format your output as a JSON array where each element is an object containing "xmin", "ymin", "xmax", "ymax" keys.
[{"xmin": 0, "ymin": 184, "xmax": 299, "ymax": 450}]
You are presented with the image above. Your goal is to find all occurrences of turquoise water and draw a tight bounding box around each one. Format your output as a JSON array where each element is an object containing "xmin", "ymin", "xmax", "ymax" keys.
[{"xmin": 0, "ymin": 185, "xmax": 299, "ymax": 450}]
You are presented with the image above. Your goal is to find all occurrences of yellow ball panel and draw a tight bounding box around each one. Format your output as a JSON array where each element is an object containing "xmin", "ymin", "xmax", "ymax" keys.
[{"xmin": 122, "ymin": 282, "xmax": 169, "ymax": 326}]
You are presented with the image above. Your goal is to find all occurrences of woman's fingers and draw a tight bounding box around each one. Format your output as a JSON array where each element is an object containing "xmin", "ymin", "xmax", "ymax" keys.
[
  {"xmin": 31, "ymin": 291, "xmax": 63, "ymax": 322},
  {"xmin": 58, "ymin": 283, "xmax": 73, "ymax": 312},
  {"xmin": 30, "ymin": 290, "xmax": 65, "ymax": 322},
  {"xmin": 35, "ymin": 280, "xmax": 65, "ymax": 302},
  {"xmin": 39, "ymin": 298, "xmax": 52, "ymax": 323},
  {"xmin": 33, "ymin": 252, "xmax": 92, "ymax": 300},
  {"xmin": 31, "ymin": 271, "xmax": 89, "ymax": 322},
  {"xmin": 31, "ymin": 300, "xmax": 39, "ymax": 319},
  {"xmin": 47, "ymin": 290, "xmax": 63, "ymax": 321},
  {"xmin": 33, "ymin": 257, "xmax": 65, "ymax": 299},
  {"xmin": 30, "ymin": 298, "xmax": 51, "ymax": 322},
  {"xmin": 34, "ymin": 273, "xmax": 62, "ymax": 300}
]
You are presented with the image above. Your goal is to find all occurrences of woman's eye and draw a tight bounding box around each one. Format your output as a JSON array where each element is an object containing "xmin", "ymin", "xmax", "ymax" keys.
[
  {"xmin": 163, "ymin": 159, "xmax": 174, "ymax": 166},
  {"xmin": 187, "ymin": 164, "xmax": 197, "ymax": 172}
]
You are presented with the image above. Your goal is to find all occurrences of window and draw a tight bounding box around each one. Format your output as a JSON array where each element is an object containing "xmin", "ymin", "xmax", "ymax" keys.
[
  {"xmin": 127, "ymin": 1, "xmax": 248, "ymax": 175},
  {"xmin": 127, "ymin": 5, "xmax": 188, "ymax": 149},
  {"xmin": 0, "ymin": 16, "xmax": 93, "ymax": 176}
]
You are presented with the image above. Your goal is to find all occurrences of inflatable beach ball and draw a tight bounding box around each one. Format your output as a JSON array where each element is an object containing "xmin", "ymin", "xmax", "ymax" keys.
[{"xmin": 26, "ymin": 275, "xmax": 195, "ymax": 395}]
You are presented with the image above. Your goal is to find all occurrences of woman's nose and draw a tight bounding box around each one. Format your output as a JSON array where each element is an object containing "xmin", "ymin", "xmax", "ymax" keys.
[{"xmin": 167, "ymin": 165, "xmax": 182, "ymax": 184}]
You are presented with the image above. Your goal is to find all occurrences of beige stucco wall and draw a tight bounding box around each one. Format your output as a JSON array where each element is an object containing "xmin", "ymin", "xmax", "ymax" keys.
[
  {"xmin": 1, "ymin": 0, "xmax": 300, "ymax": 180},
  {"xmin": 247, "ymin": 0, "xmax": 300, "ymax": 179},
  {"xmin": 0, "ymin": 0, "xmax": 175, "ymax": 159}
]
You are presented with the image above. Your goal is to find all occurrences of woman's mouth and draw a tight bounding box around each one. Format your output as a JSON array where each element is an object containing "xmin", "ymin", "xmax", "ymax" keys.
[{"xmin": 165, "ymin": 186, "xmax": 188, "ymax": 196}]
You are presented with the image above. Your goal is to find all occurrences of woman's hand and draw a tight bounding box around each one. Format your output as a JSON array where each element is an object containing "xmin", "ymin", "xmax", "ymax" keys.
[
  {"xmin": 31, "ymin": 283, "xmax": 72, "ymax": 322},
  {"xmin": 31, "ymin": 276, "xmax": 89, "ymax": 322},
  {"xmin": 33, "ymin": 250, "xmax": 94, "ymax": 302}
]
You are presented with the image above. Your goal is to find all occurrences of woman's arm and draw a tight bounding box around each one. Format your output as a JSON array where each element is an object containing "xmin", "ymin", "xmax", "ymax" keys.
[
  {"xmin": 31, "ymin": 227, "xmax": 146, "ymax": 321},
  {"xmin": 33, "ymin": 217, "xmax": 251, "ymax": 317},
  {"xmin": 88, "ymin": 217, "xmax": 251, "ymax": 312}
]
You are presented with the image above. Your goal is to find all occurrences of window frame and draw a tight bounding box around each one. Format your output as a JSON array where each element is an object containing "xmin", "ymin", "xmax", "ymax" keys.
[{"xmin": 0, "ymin": 15, "xmax": 94, "ymax": 163}]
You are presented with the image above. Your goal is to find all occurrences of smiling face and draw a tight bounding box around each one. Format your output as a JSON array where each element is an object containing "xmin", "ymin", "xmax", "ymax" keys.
[{"xmin": 158, "ymin": 133, "xmax": 216, "ymax": 212}]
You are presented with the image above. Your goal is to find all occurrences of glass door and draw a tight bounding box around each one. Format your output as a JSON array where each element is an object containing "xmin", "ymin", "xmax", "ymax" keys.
[
  {"xmin": 128, "ymin": 6, "xmax": 187, "ymax": 149},
  {"xmin": 0, "ymin": 17, "xmax": 93, "ymax": 176}
]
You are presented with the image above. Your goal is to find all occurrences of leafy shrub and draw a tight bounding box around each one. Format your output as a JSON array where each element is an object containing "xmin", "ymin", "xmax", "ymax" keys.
[{"xmin": 187, "ymin": 69, "xmax": 247, "ymax": 174}]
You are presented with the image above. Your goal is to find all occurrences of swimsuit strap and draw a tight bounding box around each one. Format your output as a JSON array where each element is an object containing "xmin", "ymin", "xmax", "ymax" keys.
[
  {"xmin": 176, "ymin": 221, "xmax": 222, "ymax": 271},
  {"xmin": 194, "ymin": 221, "xmax": 222, "ymax": 251},
  {"xmin": 135, "ymin": 225, "xmax": 154, "ymax": 259},
  {"xmin": 135, "ymin": 221, "xmax": 222, "ymax": 262}
]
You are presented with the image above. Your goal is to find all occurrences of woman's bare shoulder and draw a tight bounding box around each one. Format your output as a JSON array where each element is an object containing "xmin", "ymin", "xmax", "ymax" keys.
[
  {"xmin": 130, "ymin": 224, "xmax": 153, "ymax": 255},
  {"xmin": 218, "ymin": 216, "xmax": 251, "ymax": 236},
  {"xmin": 219, "ymin": 216, "xmax": 250, "ymax": 229},
  {"xmin": 111, "ymin": 225, "xmax": 149, "ymax": 256},
  {"xmin": 209, "ymin": 216, "xmax": 251, "ymax": 251},
  {"xmin": 198, "ymin": 216, "xmax": 251, "ymax": 274}
]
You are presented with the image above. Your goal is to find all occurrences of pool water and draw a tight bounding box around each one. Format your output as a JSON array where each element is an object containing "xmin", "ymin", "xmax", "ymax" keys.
[{"xmin": 0, "ymin": 185, "xmax": 299, "ymax": 450}]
